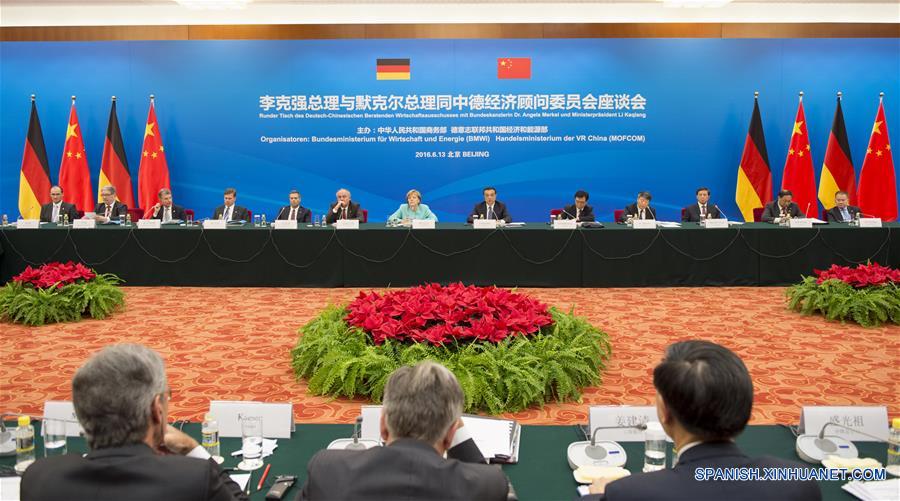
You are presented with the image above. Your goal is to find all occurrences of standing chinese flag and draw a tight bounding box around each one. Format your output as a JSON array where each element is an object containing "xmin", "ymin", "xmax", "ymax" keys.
[
  {"xmin": 818, "ymin": 93, "xmax": 856, "ymax": 209},
  {"xmin": 58, "ymin": 96, "xmax": 94, "ymax": 213},
  {"xmin": 781, "ymin": 93, "xmax": 817, "ymax": 217},
  {"xmin": 98, "ymin": 97, "xmax": 134, "ymax": 208},
  {"xmin": 18, "ymin": 95, "xmax": 52, "ymax": 219},
  {"xmin": 735, "ymin": 93, "xmax": 773, "ymax": 222},
  {"xmin": 857, "ymin": 94, "xmax": 897, "ymax": 221},
  {"xmin": 137, "ymin": 96, "xmax": 170, "ymax": 210}
]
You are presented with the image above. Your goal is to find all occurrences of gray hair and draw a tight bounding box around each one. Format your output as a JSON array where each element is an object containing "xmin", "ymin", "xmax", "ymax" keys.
[
  {"xmin": 72, "ymin": 344, "xmax": 168, "ymax": 449},
  {"xmin": 100, "ymin": 185, "xmax": 116, "ymax": 196},
  {"xmin": 158, "ymin": 188, "xmax": 172, "ymax": 198},
  {"xmin": 383, "ymin": 361, "xmax": 463, "ymax": 445}
]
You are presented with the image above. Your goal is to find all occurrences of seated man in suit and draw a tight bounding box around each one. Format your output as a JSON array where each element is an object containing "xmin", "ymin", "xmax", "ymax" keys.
[
  {"xmin": 682, "ymin": 187, "xmax": 723, "ymax": 222},
  {"xmin": 325, "ymin": 188, "xmax": 362, "ymax": 224},
  {"xmin": 584, "ymin": 340, "xmax": 821, "ymax": 501},
  {"xmin": 761, "ymin": 189, "xmax": 803, "ymax": 223},
  {"xmin": 467, "ymin": 186, "xmax": 512, "ymax": 224},
  {"xmin": 276, "ymin": 189, "xmax": 311, "ymax": 223},
  {"xmin": 94, "ymin": 185, "xmax": 128, "ymax": 223},
  {"xmin": 620, "ymin": 191, "xmax": 656, "ymax": 222},
  {"xmin": 560, "ymin": 190, "xmax": 595, "ymax": 222},
  {"xmin": 39, "ymin": 185, "xmax": 79, "ymax": 223},
  {"xmin": 299, "ymin": 361, "xmax": 510, "ymax": 501},
  {"xmin": 145, "ymin": 188, "xmax": 187, "ymax": 222},
  {"xmin": 826, "ymin": 190, "xmax": 861, "ymax": 223},
  {"xmin": 22, "ymin": 344, "xmax": 246, "ymax": 501},
  {"xmin": 212, "ymin": 187, "xmax": 250, "ymax": 222}
]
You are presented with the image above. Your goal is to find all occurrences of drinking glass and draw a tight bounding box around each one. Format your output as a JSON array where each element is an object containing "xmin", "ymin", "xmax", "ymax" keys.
[
  {"xmin": 42, "ymin": 419, "xmax": 67, "ymax": 457},
  {"xmin": 238, "ymin": 416, "xmax": 264, "ymax": 471}
]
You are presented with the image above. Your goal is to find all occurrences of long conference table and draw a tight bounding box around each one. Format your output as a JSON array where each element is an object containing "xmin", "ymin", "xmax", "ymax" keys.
[
  {"xmin": 0, "ymin": 222, "xmax": 897, "ymax": 287},
  {"xmin": 1, "ymin": 422, "xmax": 885, "ymax": 500}
]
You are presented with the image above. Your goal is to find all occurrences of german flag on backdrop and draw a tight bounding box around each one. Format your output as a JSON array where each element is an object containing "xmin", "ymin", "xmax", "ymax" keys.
[
  {"xmin": 18, "ymin": 97, "xmax": 52, "ymax": 219},
  {"xmin": 735, "ymin": 95, "xmax": 773, "ymax": 222},
  {"xmin": 818, "ymin": 95, "xmax": 856, "ymax": 208},
  {"xmin": 98, "ymin": 98, "xmax": 135, "ymax": 208},
  {"xmin": 377, "ymin": 58, "xmax": 410, "ymax": 80}
]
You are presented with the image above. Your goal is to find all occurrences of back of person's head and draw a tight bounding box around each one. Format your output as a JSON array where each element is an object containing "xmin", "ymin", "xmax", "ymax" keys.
[
  {"xmin": 383, "ymin": 361, "xmax": 464, "ymax": 445},
  {"xmin": 653, "ymin": 340, "xmax": 752, "ymax": 441},
  {"xmin": 72, "ymin": 344, "xmax": 167, "ymax": 449}
]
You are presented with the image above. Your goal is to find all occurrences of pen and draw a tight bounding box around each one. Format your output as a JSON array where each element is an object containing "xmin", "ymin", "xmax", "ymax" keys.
[
  {"xmin": 245, "ymin": 471, "xmax": 253, "ymax": 496},
  {"xmin": 257, "ymin": 463, "xmax": 271, "ymax": 491}
]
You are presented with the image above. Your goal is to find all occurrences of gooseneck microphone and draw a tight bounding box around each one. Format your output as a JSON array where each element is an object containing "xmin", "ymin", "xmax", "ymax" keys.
[
  {"xmin": 345, "ymin": 416, "xmax": 366, "ymax": 451},
  {"xmin": 275, "ymin": 206, "xmax": 286, "ymax": 220}
]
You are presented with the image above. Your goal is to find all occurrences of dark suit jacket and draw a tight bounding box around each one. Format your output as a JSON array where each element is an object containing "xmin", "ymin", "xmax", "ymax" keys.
[
  {"xmin": 560, "ymin": 204, "xmax": 596, "ymax": 222},
  {"xmin": 276, "ymin": 205, "xmax": 312, "ymax": 223},
  {"xmin": 761, "ymin": 201, "xmax": 802, "ymax": 223},
  {"xmin": 467, "ymin": 201, "xmax": 512, "ymax": 223},
  {"xmin": 682, "ymin": 203, "xmax": 723, "ymax": 222},
  {"xmin": 585, "ymin": 442, "xmax": 820, "ymax": 501},
  {"xmin": 150, "ymin": 204, "xmax": 187, "ymax": 221},
  {"xmin": 39, "ymin": 202, "xmax": 78, "ymax": 223},
  {"xmin": 212, "ymin": 204, "xmax": 251, "ymax": 222},
  {"xmin": 298, "ymin": 438, "xmax": 509, "ymax": 501},
  {"xmin": 826, "ymin": 205, "xmax": 861, "ymax": 223},
  {"xmin": 94, "ymin": 201, "xmax": 128, "ymax": 220},
  {"xmin": 325, "ymin": 201, "xmax": 361, "ymax": 224},
  {"xmin": 620, "ymin": 203, "xmax": 656, "ymax": 222},
  {"xmin": 21, "ymin": 443, "xmax": 246, "ymax": 501}
]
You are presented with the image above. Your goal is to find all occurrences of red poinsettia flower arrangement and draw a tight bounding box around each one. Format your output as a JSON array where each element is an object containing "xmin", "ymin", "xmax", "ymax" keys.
[
  {"xmin": 12, "ymin": 261, "xmax": 96, "ymax": 289},
  {"xmin": 814, "ymin": 262, "xmax": 900, "ymax": 288},
  {"xmin": 346, "ymin": 283, "xmax": 554, "ymax": 345}
]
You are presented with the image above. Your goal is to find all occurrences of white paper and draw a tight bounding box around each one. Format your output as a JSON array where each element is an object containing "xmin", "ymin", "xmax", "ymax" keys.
[
  {"xmin": 589, "ymin": 405, "xmax": 672, "ymax": 443},
  {"xmin": 504, "ymin": 222, "xmax": 525, "ymax": 227},
  {"xmin": 842, "ymin": 479, "xmax": 900, "ymax": 501},
  {"xmin": 272, "ymin": 220, "xmax": 297, "ymax": 230},
  {"xmin": 335, "ymin": 219, "xmax": 359, "ymax": 230},
  {"xmin": 631, "ymin": 219, "xmax": 656, "ymax": 229},
  {"xmin": 15, "ymin": 219, "xmax": 40, "ymax": 229},
  {"xmin": 43, "ymin": 401, "xmax": 83, "ymax": 437},
  {"xmin": 208, "ymin": 401, "xmax": 294, "ymax": 439},
  {"xmin": 701, "ymin": 219, "xmax": 729, "ymax": 229},
  {"xmin": 136, "ymin": 219, "xmax": 161, "ymax": 229},
  {"xmin": 0, "ymin": 476, "xmax": 21, "ymax": 501},
  {"xmin": 473, "ymin": 219, "xmax": 497, "ymax": 229},
  {"xmin": 460, "ymin": 416, "xmax": 514, "ymax": 458},
  {"xmin": 230, "ymin": 438, "xmax": 278, "ymax": 458},
  {"xmin": 411, "ymin": 219, "xmax": 435, "ymax": 229},
  {"xmin": 788, "ymin": 218, "xmax": 814, "ymax": 228},
  {"xmin": 228, "ymin": 473, "xmax": 251, "ymax": 491},
  {"xmin": 858, "ymin": 218, "xmax": 883, "ymax": 228},
  {"xmin": 203, "ymin": 219, "xmax": 227, "ymax": 230},
  {"xmin": 799, "ymin": 406, "xmax": 889, "ymax": 442},
  {"xmin": 553, "ymin": 219, "xmax": 577, "ymax": 230},
  {"xmin": 655, "ymin": 221, "xmax": 681, "ymax": 228},
  {"xmin": 72, "ymin": 219, "xmax": 96, "ymax": 229},
  {"xmin": 359, "ymin": 405, "xmax": 383, "ymax": 443}
]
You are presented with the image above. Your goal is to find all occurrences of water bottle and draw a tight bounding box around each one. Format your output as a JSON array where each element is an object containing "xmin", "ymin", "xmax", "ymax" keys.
[
  {"xmin": 201, "ymin": 413, "xmax": 221, "ymax": 460},
  {"xmin": 17, "ymin": 215, "xmax": 24, "ymax": 227},
  {"xmin": 313, "ymin": 213, "xmax": 320, "ymax": 227},
  {"xmin": 626, "ymin": 213, "xmax": 634, "ymax": 227},
  {"xmin": 15, "ymin": 415, "xmax": 35, "ymax": 474},
  {"xmin": 260, "ymin": 214, "xmax": 267, "ymax": 227},
  {"xmin": 853, "ymin": 211, "xmax": 861, "ymax": 227},
  {"xmin": 887, "ymin": 417, "xmax": 900, "ymax": 477},
  {"xmin": 1, "ymin": 214, "xmax": 7, "ymax": 227},
  {"xmin": 321, "ymin": 214, "xmax": 327, "ymax": 226},
  {"xmin": 253, "ymin": 214, "xmax": 261, "ymax": 227},
  {"xmin": 62, "ymin": 214, "xmax": 69, "ymax": 227},
  {"xmin": 549, "ymin": 213, "xmax": 556, "ymax": 225},
  {"xmin": 125, "ymin": 213, "xmax": 132, "ymax": 227},
  {"xmin": 643, "ymin": 421, "xmax": 667, "ymax": 472}
]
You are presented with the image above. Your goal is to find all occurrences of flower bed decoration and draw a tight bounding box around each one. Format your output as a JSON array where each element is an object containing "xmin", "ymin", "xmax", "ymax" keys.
[
  {"xmin": 0, "ymin": 261, "xmax": 125, "ymax": 326},
  {"xmin": 292, "ymin": 283, "xmax": 612, "ymax": 414},
  {"xmin": 786, "ymin": 263, "xmax": 900, "ymax": 327}
]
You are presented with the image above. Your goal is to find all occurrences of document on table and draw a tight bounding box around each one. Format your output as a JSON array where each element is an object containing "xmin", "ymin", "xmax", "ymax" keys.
[
  {"xmin": 229, "ymin": 473, "xmax": 251, "ymax": 491},
  {"xmin": 461, "ymin": 415, "xmax": 521, "ymax": 463},
  {"xmin": 842, "ymin": 478, "xmax": 900, "ymax": 500},
  {"xmin": 0, "ymin": 476, "xmax": 21, "ymax": 501},
  {"xmin": 230, "ymin": 438, "xmax": 278, "ymax": 458}
]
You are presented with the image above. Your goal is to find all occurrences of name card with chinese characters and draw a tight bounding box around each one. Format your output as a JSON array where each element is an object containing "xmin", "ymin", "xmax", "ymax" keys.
[
  {"xmin": 15, "ymin": 219, "xmax": 40, "ymax": 229},
  {"xmin": 209, "ymin": 401, "xmax": 294, "ymax": 439},
  {"xmin": 702, "ymin": 219, "xmax": 729, "ymax": 229},
  {"xmin": 335, "ymin": 219, "xmax": 359, "ymax": 230},
  {"xmin": 858, "ymin": 218, "xmax": 882, "ymax": 228},
  {"xmin": 553, "ymin": 219, "xmax": 577, "ymax": 230},
  {"xmin": 412, "ymin": 219, "xmax": 436, "ymax": 229},
  {"xmin": 72, "ymin": 219, "xmax": 96, "ymax": 229},
  {"xmin": 203, "ymin": 219, "xmax": 227, "ymax": 230},
  {"xmin": 136, "ymin": 219, "xmax": 161, "ymax": 229},
  {"xmin": 273, "ymin": 220, "xmax": 297, "ymax": 230},
  {"xmin": 43, "ymin": 401, "xmax": 84, "ymax": 437},
  {"xmin": 473, "ymin": 219, "xmax": 498, "ymax": 229},
  {"xmin": 632, "ymin": 219, "xmax": 656, "ymax": 230},
  {"xmin": 589, "ymin": 406, "xmax": 672, "ymax": 443},
  {"xmin": 788, "ymin": 218, "xmax": 813, "ymax": 228},
  {"xmin": 799, "ymin": 406, "xmax": 888, "ymax": 442}
]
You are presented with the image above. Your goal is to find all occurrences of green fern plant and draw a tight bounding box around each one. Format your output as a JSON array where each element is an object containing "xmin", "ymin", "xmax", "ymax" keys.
[
  {"xmin": 786, "ymin": 277, "xmax": 900, "ymax": 327},
  {"xmin": 291, "ymin": 305, "xmax": 612, "ymax": 414},
  {"xmin": 0, "ymin": 274, "xmax": 125, "ymax": 326}
]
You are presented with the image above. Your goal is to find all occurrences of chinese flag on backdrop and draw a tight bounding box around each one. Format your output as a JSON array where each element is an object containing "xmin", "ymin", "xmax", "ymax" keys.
[
  {"xmin": 781, "ymin": 98, "xmax": 818, "ymax": 217},
  {"xmin": 58, "ymin": 101, "xmax": 94, "ymax": 212},
  {"xmin": 857, "ymin": 98, "xmax": 897, "ymax": 221},
  {"xmin": 498, "ymin": 58, "xmax": 531, "ymax": 79},
  {"xmin": 137, "ymin": 99, "xmax": 170, "ymax": 210}
]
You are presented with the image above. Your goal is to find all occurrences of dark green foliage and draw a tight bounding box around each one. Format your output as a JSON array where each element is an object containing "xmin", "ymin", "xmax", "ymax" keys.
[
  {"xmin": 291, "ymin": 305, "xmax": 612, "ymax": 414},
  {"xmin": 0, "ymin": 274, "xmax": 126, "ymax": 326},
  {"xmin": 786, "ymin": 277, "xmax": 900, "ymax": 327}
]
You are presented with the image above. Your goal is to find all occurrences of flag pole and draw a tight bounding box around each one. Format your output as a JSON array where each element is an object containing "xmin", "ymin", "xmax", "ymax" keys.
[
  {"xmin": 880, "ymin": 91, "xmax": 884, "ymax": 102},
  {"xmin": 754, "ymin": 91, "xmax": 759, "ymax": 100},
  {"xmin": 799, "ymin": 90, "xmax": 803, "ymax": 103},
  {"xmin": 31, "ymin": 94, "xmax": 35, "ymax": 102},
  {"xmin": 837, "ymin": 91, "xmax": 842, "ymax": 102},
  {"xmin": 150, "ymin": 94, "xmax": 155, "ymax": 105}
]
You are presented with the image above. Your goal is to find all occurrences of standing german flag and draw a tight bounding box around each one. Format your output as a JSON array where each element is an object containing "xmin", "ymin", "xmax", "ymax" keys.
[
  {"xmin": 735, "ymin": 92, "xmax": 773, "ymax": 222},
  {"xmin": 98, "ymin": 97, "xmax": 135, "ymax": 208},
  {"xmin": 376, "ymin": 59, "xmax": 410, "ymax": 80},
  {"xmin": 818, "ymin": 92, "xmax": 856, "ymax": 209},
  {"xmin": 18, "ymin": 95, "xmax": 52, "ymax": 219}
]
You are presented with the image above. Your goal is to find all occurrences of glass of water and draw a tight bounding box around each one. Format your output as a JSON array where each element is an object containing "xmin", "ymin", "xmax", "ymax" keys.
[
  {"xmin": 238, "ymin": 416, "xmax": 264, "ymax": 471},
  {"xmin": 42, "ymin": 419, "xmax": 67, "ymax": 457},
  {"xmin": 643, "ymin": 421, "xmax": 667, "ymax": 472}
]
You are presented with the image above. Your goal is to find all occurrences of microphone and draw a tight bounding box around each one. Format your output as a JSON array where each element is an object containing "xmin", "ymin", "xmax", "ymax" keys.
[
  {"xmin": 794, "ymin": 420, "xmax": 890, "ymax": 463},
  {"xmin": 325, "ymin": 415, "xmax": 380, "ymax": 451},
  {"xmin": 275, "ymin": 206, "xmax": 286, "ymax": 221},
  {"xmin": 567, "ymin": 423, "xmax": 648, "ymax": 469},
  {"xmin": 345, "ymin": 416, "xmax": 366, "ymax": 451},
  {"xmin": 804, "ymin": 202, "xmax": 811, "ymax": 219},
  {"xmin": 0, "ymin": 413, "xmax": 19, "ymax": 456},
  {"xmin": 714, "ymin": 205, "xmax": 728, "ymax": 221},
  {"xmin": 560, "ymin": 208, "xmax": 578, "ymax": 221},
  {"xmin": 590, "ymin": 423, "xmax": 647, "ymax": 448}
]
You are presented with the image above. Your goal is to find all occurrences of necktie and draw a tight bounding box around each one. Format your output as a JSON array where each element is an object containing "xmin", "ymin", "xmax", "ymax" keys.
[
  {"xmin": 342, "ymin": 207, "xmax": 347, "ymax": 220},
  {"xmin": 840, "ymin": 207, "xmax": 850, "ymax": 222},
  {"xmin": 576, "ymin": 208, "xmax": 581, "ymax": 220},
  {"xmin": 487, "ymin": 206, "xmax": 494, "ymax": 220},
  {"xmin": 163, "ymin": 207, "xmax": 171, "ymax": 223},
  {"xmin": 640, "ymin": 209, "xmax": 645, "ymax": 220},
  {"xmin": 105, "ymin": 205, "xmax": 111, "ymax": 218},
  {"xmin": 290, "ymin": 207, "xmax": 296, "ymax": 221},
  {"xmin": 52, "ymin": 204, "xmax": 59, "ymax": 222},
  {"xmin": 701, "ymin": 205, "xmax": 707, "ymax": 218},
  {"xmin": 224, "ymin": 206, "xmax": 231, "ymax": 221}
]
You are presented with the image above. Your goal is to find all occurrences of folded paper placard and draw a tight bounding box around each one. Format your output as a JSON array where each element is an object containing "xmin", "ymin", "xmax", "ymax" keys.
[{"xmin": 208, "ymin": 401, "xmax": 294, "ymax": 439}]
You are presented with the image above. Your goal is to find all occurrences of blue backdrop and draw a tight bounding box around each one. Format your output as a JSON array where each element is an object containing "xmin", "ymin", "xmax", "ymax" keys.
[{"xmin": 1, "ymin": 38, "xmax": 898, "ymax": 222}]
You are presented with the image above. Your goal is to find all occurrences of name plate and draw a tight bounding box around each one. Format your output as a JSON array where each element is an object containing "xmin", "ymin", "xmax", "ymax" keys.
[
  {"xmin": 799, "ymin": 406, "xmax": 888, "ymax": 442},
  {"xmin": 203, "ymin": 219, "xmax": 227, "ymax": 230},
  {"xmin": 412, "ymin": 219, "xmax": 436, "ymax": 229},
  {"xmin": 72, "ymin": 219, "xmax": 96, "ymax": 229},
  {"xmin": 589, "ymin": 406, "xmax": 672, "ymax": 443},
  {"xmin": 473, "ymin": 219, "xmax": 498, "ymax": 229},
  {"xmin": 788, "ymin": 218, "xmax": 814, "ymax": 228},
  {"xmin": 632, "ymin": 219, "xmax": 656, "ymax": 229},
  {"xmin": 858, "ymin": 218, "xmax": 882, "ymax": 228},
  {"xmin": 553, "ymin": 219, "xmax": 577, "ymax": 230},
  {"xmin": 273, "ymin": 220, "xmax": 298, "ymax": 230},
  {"xmin": 43, "ymin": 401, "xmax": 84, "ymax": 437},
  {"xmin": 16, "ymin": 219, "xmax": 40, "ymax": 229},
  {"xmin": 209, "ymin": 400, "xmax": 294, "ymax": 439},
  {"xmin": 702, "ymin": 218, "xmax": 729, "ymax": 229},
  {"xmin": 136, "ymin": 219, "xmax": 161, "ymax": 229},
  {"xmin": 335, "ymin": 219, "xmax": 359, "ymax": 230}
]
